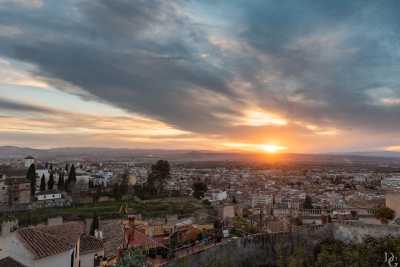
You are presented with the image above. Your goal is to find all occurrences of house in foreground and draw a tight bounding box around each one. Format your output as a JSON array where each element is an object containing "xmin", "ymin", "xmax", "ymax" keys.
[
  {"xmin": 0, "ymin": 222, "xmax": 103, "ymax": 267},
  {"xmin": 0, "ymin": 256, "xmax": 27, "ymax": 266},
  {"xmin": 79, "ymin": 234, "xmax": 105, "ymax": 267},
  {"xmin": 9, "ymin": 222, "xmax": 83, "ymax": 267}
]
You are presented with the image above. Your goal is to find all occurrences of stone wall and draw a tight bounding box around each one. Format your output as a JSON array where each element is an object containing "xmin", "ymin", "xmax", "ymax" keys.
[
  {"xmin": 167, "ymin": 225, "xmax": 332, "ymax": 267},
  {"xmin": 332, "ymin": 222, "xmax": 400, "ymax": 243},
  {"xmin": 167, "ymin": 223, "xmax": 400, "ymax": 267}
]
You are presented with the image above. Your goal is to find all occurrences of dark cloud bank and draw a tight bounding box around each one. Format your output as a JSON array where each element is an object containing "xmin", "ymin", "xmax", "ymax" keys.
[{"xmin": 1, "ymin": 0, "xmax": 400, "ymax": 136}]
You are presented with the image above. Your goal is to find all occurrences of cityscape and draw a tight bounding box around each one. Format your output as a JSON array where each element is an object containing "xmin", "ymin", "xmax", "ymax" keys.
[{"xmin": 1, "ymin": 1, "xmax": 400, "ymax": 267}]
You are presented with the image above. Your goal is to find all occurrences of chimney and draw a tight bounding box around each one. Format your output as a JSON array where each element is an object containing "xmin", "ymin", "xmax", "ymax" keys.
[
  {"xmin": 47, "ymin": 216, "xmax": 63, "ymax": 226},
  {"xmin": 94, "ymin": 229, "xmax": 104, "ymax": 240},
  {"xmin": 1, "ymin": 219, "xmax": 18, "ymax": 237}
]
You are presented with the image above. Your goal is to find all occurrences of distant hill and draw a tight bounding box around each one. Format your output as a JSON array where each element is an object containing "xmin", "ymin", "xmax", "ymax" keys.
[
  {"xmin": 0, "ymin": 146, "xmax": 399, "ymax": 164},
  {"xmin": 338, "ymin": 151, "xmax": 400, "ymax": 158}
]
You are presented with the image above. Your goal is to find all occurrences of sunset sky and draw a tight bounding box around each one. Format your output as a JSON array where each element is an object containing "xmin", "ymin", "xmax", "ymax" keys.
[{"xmin": 1, "ymin": 0, "xmax": 400, "ymax": 153}]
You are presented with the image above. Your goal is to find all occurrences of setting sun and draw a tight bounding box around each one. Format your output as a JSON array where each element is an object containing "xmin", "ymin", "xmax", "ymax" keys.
[
  {"xmin": 258, "ymin": 144, "xmax": 287, "ymax": 153},
  {"xmin": 223, "ymin": 142, "xmax": 287, "ymax": 154}
]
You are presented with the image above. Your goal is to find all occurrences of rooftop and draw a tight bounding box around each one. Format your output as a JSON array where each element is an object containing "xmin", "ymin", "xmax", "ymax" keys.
[
  {"xmin": 80, "ymin": 234, "xmax": 104, "ymax": 255},
  {"xmin": 17, "ymin": 222, "xmax": 84, "ymax": 259},
  {"xmin": 0, "ymin": 256, "xmax": 27, "ymax": 267}
]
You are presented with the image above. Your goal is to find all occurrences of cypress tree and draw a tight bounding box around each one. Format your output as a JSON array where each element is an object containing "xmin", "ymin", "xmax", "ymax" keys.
[
  {"xmin": 48, "ymin": 172, "xmax": 55, "ymax": 190},
  {"xmin": 40, "ymin": 174, "xmax": 46, "ymax": 192},
  {"xmin": 68, "ymin": 164, "xmax": 77, "ymax": 185},
  {"xmin": 26, "ymin": 163, "xmax": 35, "ymax": 180},
  {"xmin": 65, "ymin": 177, "xmax": 69, "ymax": 192},
  {"xmin": 88, "ymin": 179, "xmax": 94, "ymax": 189},
  {"xmin": 57, "ymin": 172, "xmax": 65, "ymax": 191},
  {"xmin": 26, "ymin": 164, "xmax": 36, "ymax": 197}
]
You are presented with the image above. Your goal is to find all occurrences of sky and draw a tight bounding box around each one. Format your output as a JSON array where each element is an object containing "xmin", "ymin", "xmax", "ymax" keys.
[{"xmin": 1, "ymin": 0, "xmax": 400, "ymax": 153}]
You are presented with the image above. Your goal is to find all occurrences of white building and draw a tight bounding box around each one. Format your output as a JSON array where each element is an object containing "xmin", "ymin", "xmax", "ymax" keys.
[
  {"xmin": 251, "ymin": 194, "xmax": 273, "ymax": 208},
  {"xmin": 36, "ymin": 191, "xmax": 62, "ymax": 201},
  {"xmin": 92, "ymin": 170, "xmax": 113, "ymax": 187},
  {"xmin": 24, "ymin": 156, "xmax": 35, "ymax": 168},
  {"xmin": 2, "ymin": 222, "xmax": 83, "ymax": 267},
  {"xmin": 353, "ymin": 174, "xmax": 367, "ymax": 184},
  {"xmin": 36, "ymin": 169, "xmax": 62, "ymax": 189},
  {"xmin": 36, "ymin": 169, "xmax": 50, "ymax": 180},
  {"xmin": 382, "ymin": 177, "xmax": 400, "ymax": 189},
  {"xmin": 205, "ymin": 190, "xmax": 227, "ymax": 202},
  {"xmin": 76, "ymin": 168, "xmax": 92, "ymax": 184}
]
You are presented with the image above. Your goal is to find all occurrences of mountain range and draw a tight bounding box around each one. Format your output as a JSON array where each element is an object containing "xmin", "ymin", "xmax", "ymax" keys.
[{"xmin": 0, "ymin": 146, "xmax": 399, "ymax": 164}]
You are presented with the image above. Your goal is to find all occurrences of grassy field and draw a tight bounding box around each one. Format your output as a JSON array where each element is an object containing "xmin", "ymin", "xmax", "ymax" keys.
[{"xmin": 1, "ymin": 197, "xmax": 212, "ymax": 225}]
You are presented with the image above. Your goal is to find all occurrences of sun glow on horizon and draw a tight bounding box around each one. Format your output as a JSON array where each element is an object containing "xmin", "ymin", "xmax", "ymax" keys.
[
  {"xmin": 258, "ymin": 144, "xmax": 287, "ymax": 153},
  {"xmin": 385, "ymin": 145, "xmax": 400, "ymax": 152},
  {"xmin": 223, "ymin": 142, "xmax": 288, "ymax": 154}
]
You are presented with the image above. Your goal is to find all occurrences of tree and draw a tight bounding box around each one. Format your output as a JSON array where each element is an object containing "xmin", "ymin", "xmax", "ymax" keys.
[
  {"xmin": 48, "ymin": 172, "xmax": 54, "ymax": 190},
  {"xmin": 88, "ymin": 179, "xmax": 94, "ymax": 189},
  {"xmin": 316, "ymin": 239, "xmax": 347, "ymax": 267},
  {"xmin": 89, "ymin": 212, "xmax": 100, "ymax": 236},
  {"xmin": 147, "ymin": 160, "xmax": 170, "ymax": 196},
  {"xmin": 39, "ymin": 174, "xmax": 46, "ymax": 192},
  {"xmin": 303, "ymin": 195, "xmax": 313, "ymax": 209},
  {"xmin": 375, "ymin": 207, "xmax": 395, "ymax": 224},
  {"xmin": 232, "ymin": 196, "xmax": 237, "ymax": 204},
  {"xmin": 213, "ymin": 219, "xmax": 224, "ymax": 242},
  {"xmin": 64, "ymin": 178, "xmax": 69, "ymax": 192},
  {"xmin": 114, "ymin": 248, "xmax": 148, "ymax": 267},
  {"xmin": 66, "ymin": 164, "xmax": 77, "ymax": 192},
  {"xmin": 68, "ymin": 164, "xmax": 77, "ymax": 185},
  {"xmin": 57, "ymin": 172, "xmax": 65, "ymax": 191},
  {"xmin": 93, "ymin": 185, "xmax": 102, "ymax": 203},
  {"xmin": 120, "ymin": 170, "xmax": 129, "ymax": 196},
  {"xmin": 113, "ymin": 183, "xmax": 122, "ymax": 201},
  {"xmin": 192, "ymin": 181, "xmax": 207, "ymax": 199},
  {"xmin": 26, "ymin": 163, "xmax": 36, "ymax": 197}
]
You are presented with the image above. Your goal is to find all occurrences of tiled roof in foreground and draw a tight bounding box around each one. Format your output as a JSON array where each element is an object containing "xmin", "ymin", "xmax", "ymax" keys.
[
  {"xmin": 0, "ymin": 256, "xmax": 27, "ymax": 267},
  {"xmin": 17, "ymin": 222, "xmax": 84, "ymax": 259},
  {"xmin": 80, "ymin": 234, "xmax": 104, "ymax": 254}
]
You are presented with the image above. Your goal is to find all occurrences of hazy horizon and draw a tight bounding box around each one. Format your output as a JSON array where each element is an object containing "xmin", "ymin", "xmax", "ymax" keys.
[{"xmin": 2, "ymin": 145, "xmax": 400, "ymax": 158}]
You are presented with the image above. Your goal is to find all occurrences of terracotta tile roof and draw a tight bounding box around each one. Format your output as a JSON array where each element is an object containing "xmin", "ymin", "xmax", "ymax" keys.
[
  {"xmin": 80, "ymin": 234, "xmax": 104, "ymax": 254},
  {"xmin": 0, "ymin": 257, "xmax": 27, "ymax": 267},
  {"xmin": 129, "ymin": 230, "xmax": 167, "ymax": 249},
  {"xmin": 36, "ymin": 222, "xmax": 84, "ymax": 245},
  {"xmin": 99, "ymin": 219, "xmax": 124, "ymax": 258},
  {"xmin": 17, "ymin": 222, "xmax": 84, "ymax": 259}
]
